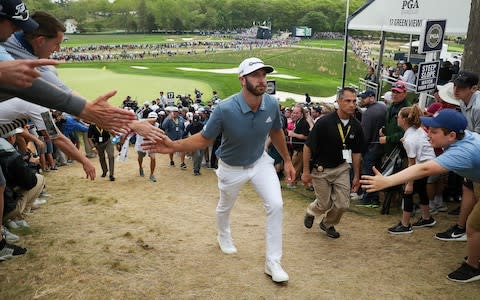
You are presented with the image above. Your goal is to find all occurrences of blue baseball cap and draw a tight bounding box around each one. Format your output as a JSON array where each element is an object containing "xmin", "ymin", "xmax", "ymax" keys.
[{"xmin": 420, "ymin": 109, "xmax": 467, "ymax": 133}]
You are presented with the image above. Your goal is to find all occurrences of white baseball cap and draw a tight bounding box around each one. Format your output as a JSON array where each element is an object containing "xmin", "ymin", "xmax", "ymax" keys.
[
  {"xmin": 147, "ymin": 111, "xmax": 158, "ymax": 118},
  {"xmin": 238, "ymin": 57, "xmax": 274, "ymax": 77}
]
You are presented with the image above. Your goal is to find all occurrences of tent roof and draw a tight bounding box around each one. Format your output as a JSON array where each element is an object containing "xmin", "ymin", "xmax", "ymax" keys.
[{"xmin": 348, "ymin": 0, "xmax": 470, "ymax": 35}]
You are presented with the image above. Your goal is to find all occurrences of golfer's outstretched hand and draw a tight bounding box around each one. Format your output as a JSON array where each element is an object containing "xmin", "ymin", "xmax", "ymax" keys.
[
  {"xmin": 141, "ymin": 135, "xmax": 175, "ymax": 154},
  {"xmin": 360, "ymin": 167, "xmax": 388, "ymax": 192}
]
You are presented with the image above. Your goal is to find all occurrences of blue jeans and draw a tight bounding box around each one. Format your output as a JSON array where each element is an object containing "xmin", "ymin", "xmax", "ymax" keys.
[{"xmin": 360, "ymin": 145, "xmax": 384, "ymax": 204}]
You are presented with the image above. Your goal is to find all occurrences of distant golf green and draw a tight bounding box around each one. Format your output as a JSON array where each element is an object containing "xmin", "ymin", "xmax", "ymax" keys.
[{"xmin": 58, "ymin": 68, "xmax": 213, "ymax": 106}]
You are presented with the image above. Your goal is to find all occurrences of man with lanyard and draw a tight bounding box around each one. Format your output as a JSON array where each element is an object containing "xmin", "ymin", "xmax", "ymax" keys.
[
  {"xmin": 139, "ymin": 57, "xmax": 295, "ymax": 283},
  {"xmin": 162, "ymin": 106, "xmax": 186, "ymax": 169},
  {"xmin": 88, "ymin": 123, "xmax": 115, "ymax": 181},
  {"xmin": 302, "ymin": 87, "xmax": 365, "ymax": 238}
]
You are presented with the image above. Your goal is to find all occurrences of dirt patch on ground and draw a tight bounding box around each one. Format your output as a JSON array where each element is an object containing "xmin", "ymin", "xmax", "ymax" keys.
[{"xmin": 0, "ymin": 150, "xmax": 477, "ymax": 299}]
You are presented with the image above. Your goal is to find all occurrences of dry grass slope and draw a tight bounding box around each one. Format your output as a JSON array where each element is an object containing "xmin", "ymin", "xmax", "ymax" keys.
[{"xmin": 0, "ymin": 149, "xmax": 478, "ymax": 299}]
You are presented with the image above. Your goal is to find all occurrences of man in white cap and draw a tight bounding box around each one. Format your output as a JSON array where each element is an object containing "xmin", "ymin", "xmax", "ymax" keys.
[
  {"xmin": 135, "ymin": 111, "xmax": 159, "ymax": 182},
  {"xmin": 140, "ymin": 57, "xmax": 295, "ymax": 283},
  {"xmin": 162, "ymin": 106, "xmax": 187, "ymax": 169}
]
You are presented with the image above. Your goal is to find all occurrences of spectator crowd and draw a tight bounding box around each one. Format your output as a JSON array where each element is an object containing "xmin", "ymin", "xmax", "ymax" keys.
[{"xmin": 0, "ymin": 2, "xmax": 479, "ymax": 286}]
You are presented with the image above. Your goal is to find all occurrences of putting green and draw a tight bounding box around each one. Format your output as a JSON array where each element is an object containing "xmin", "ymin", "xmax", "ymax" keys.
[{"xmin": 57, "ymin": 68, "xmax": 212, "ymax": 106}]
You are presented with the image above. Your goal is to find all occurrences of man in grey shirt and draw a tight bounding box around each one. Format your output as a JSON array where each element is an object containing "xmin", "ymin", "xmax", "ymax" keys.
[{"xmin": 140, "ymin": 57, "xmax": 295, "ymax": 283}]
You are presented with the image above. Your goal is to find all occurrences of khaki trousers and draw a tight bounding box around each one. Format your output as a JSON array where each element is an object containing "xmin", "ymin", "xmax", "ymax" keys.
[
  {"xmin": 306, "ymin": 162, "xmax": 351, "ymax": 227},
  {"xmin": 5, "ymin": 174, "xmax": 45, "ymax": 220}
]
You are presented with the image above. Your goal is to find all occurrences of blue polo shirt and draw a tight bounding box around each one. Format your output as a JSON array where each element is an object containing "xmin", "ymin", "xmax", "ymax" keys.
[
  {"xmin": 202, "ymin": 91, "xmax": 282, "ymax": 166},
  {"xmin": 435, "ymin": 131, "xmax": 480, "ymax": 182}
]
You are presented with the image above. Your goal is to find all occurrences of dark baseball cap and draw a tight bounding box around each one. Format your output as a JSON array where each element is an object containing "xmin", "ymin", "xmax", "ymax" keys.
[
  {"xmin": 420, "ymin": 109, "xmax": 467, "ymax": 134},
  {"xmin": 453, "ymin": 70, "xmax": 479, "ymax": 88},
  {"xmin": 358, "ymin": 90, "xmax": 375, "ymax": 98},
  {"xmin": 0, "ymin": 0, "xmax": 38, "ymax": 33}
]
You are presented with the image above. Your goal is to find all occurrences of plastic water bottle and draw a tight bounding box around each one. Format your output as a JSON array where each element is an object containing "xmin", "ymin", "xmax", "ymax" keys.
[{"xmin": 111, "ymin": 134, "xmax": 122, "ymax": 144}]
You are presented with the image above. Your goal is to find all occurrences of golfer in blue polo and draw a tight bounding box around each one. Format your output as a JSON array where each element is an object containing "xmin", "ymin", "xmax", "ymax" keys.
[{"xmin": 141, "ymin": 57, "xmax": 295, "ymax": 283}]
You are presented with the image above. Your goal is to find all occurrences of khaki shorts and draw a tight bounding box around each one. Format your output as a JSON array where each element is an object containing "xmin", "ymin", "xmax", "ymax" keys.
[{"xmin": 466, "ymin": 182, "xmax": 480, "ymax": 231}]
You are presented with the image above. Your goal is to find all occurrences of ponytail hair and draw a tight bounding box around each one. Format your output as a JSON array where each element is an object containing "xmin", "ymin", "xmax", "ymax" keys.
[{"xmin": 399, "ymin": 104, "xmax": 423, "ymax": 128}]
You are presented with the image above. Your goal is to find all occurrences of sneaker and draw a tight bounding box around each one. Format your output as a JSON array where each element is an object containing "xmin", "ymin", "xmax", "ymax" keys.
[
  {"xmin": 32, "ymin": 198, "xmax": 47, "ymax": 209},
  {"xmin": 0, "ymin": 239, "xmax": 26, "ymax": 261},
  {"xmin": 265, "ymin": 261, "xmax": 289, "ymax": 282},
  {"xmin": 193, "ymin": 171, "xmax": 201, "ymax": 176},
  {"xmin": 0, "ymin": 239, "xmax": 12, "ymax": 261},
  {"xmin": 304, "ymin": 213, "xmax": 315, "ymax": 229},
  {"xmin": 429, "ymin": 207, "xmax": 439, "ymax": 215},
  {"xmin": 149, "ymin": 175, "xmax": 157, "ymax": 182},
  {"xmin": 435, "ymin": 224, "xmax": 466, "ymax": 241},
  {"xmin": 139, "ymin": 167, "xmax": 144, "ymax": 177},
  {"xmin": 320, "ymin": 221, "xmax": 340, "ymax": 239},
  {"xmin": 412, "ymin": 217, "xmax": 436, "ymax": 228},
  {"xmin": 109, "ymin": 175, "xmax": 115, "ymax": 181},
  {"xmin": 217, "ymin": 235, "xmax": 237, "ymax": 254},
  {"xmin": 447, "ymin": 262, "xmax": 480, "ymax": 283},
  {"xmin": 39, "ymin": 191, "xmax": 50, "ymax": 198},
  {"xmin": 6, "ymin": 220, "xmax": 19, "ymax": 229},
  {"xmin": 1, "ymin": 227, "xmax": 20, "ymax": 243},
  {"xmin": 180, "ymin": 163, "xmax": 187, "ymax": 170},
  {"xmin": 14, "ymin": 219, "xmax": 30, "ymax": 228},
  {"xmin": 388, "ymin": 222, "xmax": 413, "ymax": 234},
  {"xmin": 170, "ymin": 161, "xmax": 175, "ymax": 167}
]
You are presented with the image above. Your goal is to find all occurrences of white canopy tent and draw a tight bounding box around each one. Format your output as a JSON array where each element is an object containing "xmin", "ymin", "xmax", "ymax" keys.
[
  {"xmin": 348, "ymin": 0, "xmax": 471, "ymax": 35},
  {"xmin": 342, "ymin": 0, "xmax": 471, "ymax": 106}
]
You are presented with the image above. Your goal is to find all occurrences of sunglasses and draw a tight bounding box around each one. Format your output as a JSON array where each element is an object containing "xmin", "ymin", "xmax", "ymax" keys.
[{"xmin": 391, "ymin": 90, "xmax": 404, "ymax": 94}]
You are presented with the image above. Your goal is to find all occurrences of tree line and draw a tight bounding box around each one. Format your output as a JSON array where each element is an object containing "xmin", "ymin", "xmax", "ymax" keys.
[{"xmin": 24, "ymin": 0, "xmax": 365, "ymax": 34}]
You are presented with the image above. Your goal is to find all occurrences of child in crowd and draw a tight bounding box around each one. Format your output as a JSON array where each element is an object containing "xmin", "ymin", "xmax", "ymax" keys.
[
  {"xmin": 360, "ymin": 109, "xmax": 480, "ymax": 282},
  {"xmin": 387, "ymin": 104, "xmax": 436, "ymax": 234}
]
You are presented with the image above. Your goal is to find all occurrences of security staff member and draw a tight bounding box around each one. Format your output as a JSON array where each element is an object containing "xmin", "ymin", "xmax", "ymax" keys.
[
  {"xmin": 88, "ymin": 124, "xmax": 115, "ymax": 181},
  {"xmin": 301, "ymin": 87, "xmax": 365, "ymax": 238}
]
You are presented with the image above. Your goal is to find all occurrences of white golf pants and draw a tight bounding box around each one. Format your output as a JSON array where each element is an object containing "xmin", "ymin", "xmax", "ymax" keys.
[{"xmin": 216, "ymin": 152, "xmax": 283, "ymax": 263}]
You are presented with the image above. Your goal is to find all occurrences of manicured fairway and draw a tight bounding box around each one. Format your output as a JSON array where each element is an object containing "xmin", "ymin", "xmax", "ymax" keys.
[{"xmin": 58, "ymin": 68, "xmax": 213, "ymax": 106}]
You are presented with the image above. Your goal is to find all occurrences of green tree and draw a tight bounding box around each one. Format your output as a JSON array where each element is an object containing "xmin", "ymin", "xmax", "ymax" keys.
[
  {"xmin": 299, "ymin": 11, "xmax": 330, "ymax": 32},
  {"xmin": 463, "ymin": 0, "xmax": 480, "ymax": 74}
]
